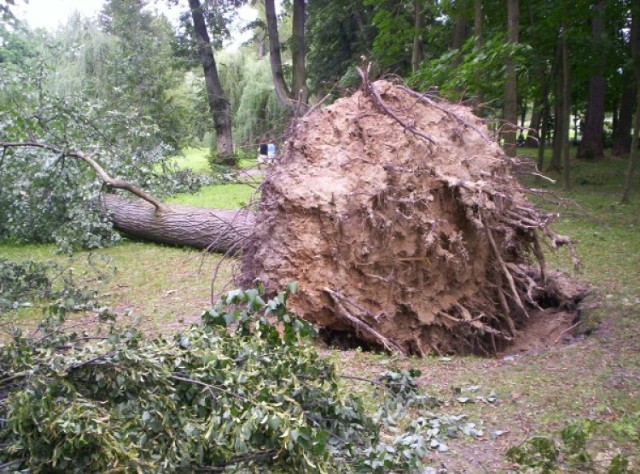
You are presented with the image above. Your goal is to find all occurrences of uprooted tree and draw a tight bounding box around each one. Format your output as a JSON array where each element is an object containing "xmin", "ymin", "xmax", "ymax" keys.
[{"xmin": 1, "ymin": 78, "xmax": 584, "ymax": 356}]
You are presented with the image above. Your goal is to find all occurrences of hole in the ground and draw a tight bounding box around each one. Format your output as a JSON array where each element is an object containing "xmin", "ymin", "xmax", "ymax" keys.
[{"xmin": 318, "ymin": 328, "xmax": 382, "ymax": 352}]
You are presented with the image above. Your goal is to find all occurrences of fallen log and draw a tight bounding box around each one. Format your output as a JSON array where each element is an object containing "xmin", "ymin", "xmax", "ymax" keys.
[{"xmin": 103, "ymin": 194, "xmax": 254, "ymax": 252}]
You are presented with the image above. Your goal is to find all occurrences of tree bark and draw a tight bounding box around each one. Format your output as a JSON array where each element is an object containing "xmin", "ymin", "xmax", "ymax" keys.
[
  {"xmin": 412, "ymin": 0, "xmax": 424, "ymax": 73},
  {"xmin": 188, "ymin": 0, "xmax": 234, "ymax": 162},
  {"xmin": 526, "ymin": 104, "xmax": 541, "ymax": 147},
  {"xmin": 103, "ymin": 194, "xmax": 254, "ymax": 252},
  {"xmin": 612, "ymin": 77, "xmax": 635, "ymax": 156},
  {"xmin": 561, "ymin": 29, "xmax": 571, "ymax": 190},
  {"xmin": 503, "ymin": 0, "xmax": 519, "ymax": 157},
  {"xmin": 536, "ymin": 96, "xmax": 550, "ymax": 173},
  {"xmin": 291, "ymin": 0, "xmax": 308, "ymax": 105},
  {"xmin": 622, "ymin": 7, "xmax": 640, "ymax": 203},
  {"xmin": 621, "ymin": 82, "xmax": 640, "ymax": 203},
  {"xmin": 550, "ymin": 75, "xmax": 562, "ymax": 171},
  {"xmin": 575, "ymin": 1, "xmax": 606, "ymax": 161},
  {"xmin": 451, "ymin": 0, "xmax": 469, "ymax": 68},
  {"xmin": 265, "ymin": 0, "xmax": 291, "ymax": 105},
  {"xmin": 549, "ymin": 35, "xmax": 563, "ymax": 172},
  {"xmin": 474, "ymin": 0, "xmax": 482, "ymax": 48}
]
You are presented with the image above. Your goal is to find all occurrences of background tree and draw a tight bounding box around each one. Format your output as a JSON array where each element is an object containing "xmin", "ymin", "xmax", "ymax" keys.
[
  {"xmin": 576, "ymin": 1, "xmax": 607, "ymax": 161},
  {"xmin": 0, "ymin": 13, "xmax": 208, "ymax": 250},
  {"xmin": 264, "ymin": 0, "xmax": 308, "ymax": 112},
  {"xmin": 622, "ymin": 4, "xmax": 640, "ymax": 203},
  {"xmin": 612, "ymin": 2, "xmax": 636, "ymax": 156},
  {"xmin": 305, "ymin": 0, "xmax": 374, "ymax": 95},
  {"xmin": 187, "ymin": 0, "xmax": 235, "ymax": 164},
  {"xmin": 503, "ymin": 0, "xmax": 519, "ymax": 157}
]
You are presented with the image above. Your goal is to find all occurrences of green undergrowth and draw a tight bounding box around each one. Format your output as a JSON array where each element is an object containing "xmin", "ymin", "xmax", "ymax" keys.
[{"xmin": 0, "ymin": 285, "xmax": 489, "ymax": 473}]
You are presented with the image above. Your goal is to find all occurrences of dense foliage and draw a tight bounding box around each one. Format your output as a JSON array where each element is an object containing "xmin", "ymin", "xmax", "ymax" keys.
[
  {"xmin": 0, "ymin": 44, "xmax": 210, "ymax": 251},
  {"xmin": 0, "ymin": 283, "xmax": 487, "ymax": 472}
]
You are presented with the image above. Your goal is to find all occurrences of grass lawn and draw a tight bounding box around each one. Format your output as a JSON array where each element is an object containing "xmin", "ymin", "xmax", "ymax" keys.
[
  {"xmin": 1, "ymin": 146, "xmax": 639, "ymax": 471},
  {"xmin": 172, "ymin": 147, "xmax": 258, "ymax": 172},
  {"xmin": 168, "ymin": 147, "xmax": 260, "ymax": 208},
  {"xmin": 167, "ymin": 182, "xmax": 259, "ymax": 209}
]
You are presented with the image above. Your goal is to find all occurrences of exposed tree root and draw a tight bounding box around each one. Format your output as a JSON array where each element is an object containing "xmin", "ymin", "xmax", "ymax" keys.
[{"xmin": 241, "ymin": 76, "xmax": 586, "ymax": 356}]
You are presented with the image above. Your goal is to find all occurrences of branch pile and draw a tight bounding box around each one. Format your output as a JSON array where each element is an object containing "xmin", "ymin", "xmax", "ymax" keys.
[{"xmin": 241, "ymin": 79, "xmax": 583, "ymax": 355}]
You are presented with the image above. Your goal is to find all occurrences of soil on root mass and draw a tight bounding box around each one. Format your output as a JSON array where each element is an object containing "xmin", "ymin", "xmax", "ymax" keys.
[{"xmin": 241, "ymin": 80, "xmax": 586, "ymax": 356}]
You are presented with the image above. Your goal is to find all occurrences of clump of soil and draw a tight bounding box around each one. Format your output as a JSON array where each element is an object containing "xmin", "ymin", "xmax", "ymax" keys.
[{"xmin": 240, "ymin": 79, "xmax": 584, "ymax": 356}]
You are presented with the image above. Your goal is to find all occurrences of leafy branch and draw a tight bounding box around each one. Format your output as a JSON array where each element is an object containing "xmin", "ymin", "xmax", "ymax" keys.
[{"xmin": 0, "ymin": 141, "xmax": 167, "ymax": 211}]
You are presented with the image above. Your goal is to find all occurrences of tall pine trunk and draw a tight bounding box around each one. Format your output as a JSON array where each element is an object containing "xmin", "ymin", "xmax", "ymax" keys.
[
  {"xmin": 576, "ymin": 1, "xmax": 606, "ymax": 161},
  {"xmin": 503, "ymin": 0, "xmax": 519, "ymax": 157},
  {"xmin": 188, "ymin": 0, "xmax": 234, "ymax": 163}
]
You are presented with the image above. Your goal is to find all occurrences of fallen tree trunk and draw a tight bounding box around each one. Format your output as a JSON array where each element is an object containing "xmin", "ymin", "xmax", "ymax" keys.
[{"xmin": 103, "ymin": 194, "xmax": 254, "ymax": 252}]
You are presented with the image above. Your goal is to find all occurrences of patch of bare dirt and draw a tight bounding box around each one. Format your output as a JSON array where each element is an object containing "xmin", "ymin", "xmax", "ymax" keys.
[{"xmin": 241, "ymin": 79, "xmax": 586, "ymax": 356}]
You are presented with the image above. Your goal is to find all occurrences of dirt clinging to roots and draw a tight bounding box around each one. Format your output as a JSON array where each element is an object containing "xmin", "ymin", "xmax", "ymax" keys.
[{"xmin": 240, "ymin": 80, "xmax": 583, "ymax": 356}]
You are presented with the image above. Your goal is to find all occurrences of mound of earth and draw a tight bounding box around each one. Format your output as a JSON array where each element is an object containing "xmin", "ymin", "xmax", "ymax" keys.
[{"xmin": 240, "ymin": 79, "xmax": 584, "ymax": 356}]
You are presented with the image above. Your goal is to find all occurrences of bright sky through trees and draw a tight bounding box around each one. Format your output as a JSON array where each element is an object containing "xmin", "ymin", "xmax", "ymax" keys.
[
  {"xmin": 15, "ymin": 0, "xmax": 105, "ymax": 30},
  {"xmin": 14, "ymin": 0, "xmax": 257, "ymax": 48}
]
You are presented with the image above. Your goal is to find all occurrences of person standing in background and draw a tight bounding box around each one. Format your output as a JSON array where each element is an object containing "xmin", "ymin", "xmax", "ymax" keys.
[
  {"xmin": 258, "ymin": 137, "xmax": 268, "ymax": 168},
  {"xmin": 267, "ymin": 141, "xmax": 276, "ymax": 163}
]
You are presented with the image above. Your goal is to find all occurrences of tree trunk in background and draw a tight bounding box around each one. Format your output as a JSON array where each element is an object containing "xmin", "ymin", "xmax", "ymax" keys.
[
  {"xmin": 519, "ymin": 97, "xmax": 527, "ymax": 130},
  {"xmin": 473, "ymin": 0, "xmax": 484, "ymax": 109},
  {"xmin": 291, "ymin": 0, "xmax": 308, "ymax": 104},
  {"xmin": 265, "ymin": 0, "xmax": 292, "ymax": 106},
  {"xmin": 612, "ymin": 80, "xmax": 635, "ymax": 156},
  {"xmin": 188, "ymin": 0, "xmax": 234, "ymax": 162},
  {"xmin": 104, "ymin": 194, "xmax": 254, "ymax": 252},
  {"xmin": 412, "ymin": 0, "xmax": 424, "ymax": 73},
  {"xmin": 527, "ymin": 104, "xmax": 541, "ymax": 147},
  {"xmin": 265, "ymin": 0, "xmax": 307, "ymax": 114},
  {"xmin": 474, "ymin": 0, "xmax": 482, "ymax": 49},
  {"xmin": 536, "ymin": 97, "xmax": 550, "ymax": 173},
  {"xmin": 576, "ymin": 1, "xmax": 606, "ymax": 161},
  {"xmin": 622, "ymin": 7, "xmax": 640, "ymax": 203},
  {"xmin": 550, "ymin": 81, "xmax": 562, "ymax": 171},
  {"xmin": 561, "ymin": 30, "xmax": 571, "ymax": 190},
  {"xmin": 621, "ymin": 83, "xmax": 640, "ymax": 203},
  {"xmin": 451, "ymin": 0, "xmax": 468, "ymax": 68},
  {"xmin": 549, "ymin": 33, "xmax": 564, "ymax": 171},
  {"xmin": 503, "ymin": 0, "xmax": 519, "ymax": 157}
]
